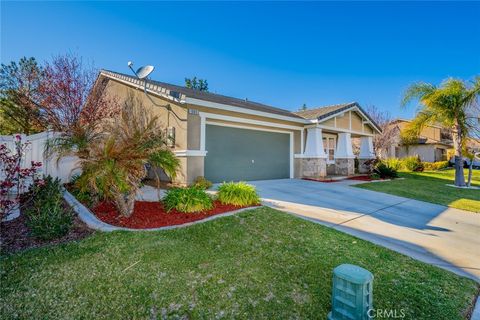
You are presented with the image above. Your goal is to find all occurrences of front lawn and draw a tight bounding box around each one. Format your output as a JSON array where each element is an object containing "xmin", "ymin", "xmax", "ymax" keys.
[
  {"xmin": 1, "ymin": 207, "xmax": 477, "ymax": 319},
  {"xmin": 355, "ymin": 169, "xmax": 480, "ymax": 212}
]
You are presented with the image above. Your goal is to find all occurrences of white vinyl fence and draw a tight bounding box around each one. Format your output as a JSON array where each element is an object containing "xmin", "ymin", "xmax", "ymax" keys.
[{"xmin": 0, "ymin": 131, "xmax": 80, "ymax": 183}]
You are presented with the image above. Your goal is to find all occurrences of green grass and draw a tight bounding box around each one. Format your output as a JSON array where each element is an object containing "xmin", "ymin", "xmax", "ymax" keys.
[
  {"xmin": 1, "ymin": 207, "xmax": 477, "ymax": 319},
  {"xmin": 355, "ymin": 169, "xmax": 480, "ymax": 212}
]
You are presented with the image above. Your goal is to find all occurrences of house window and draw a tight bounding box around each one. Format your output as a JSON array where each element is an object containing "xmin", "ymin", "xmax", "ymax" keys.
[
  {"xmin": 323, "ymin": 135, "xmax": 336, "ymax": 163},
  {"xmin": 436, "ymin": 148, "xmax": 447, "ymax": 161}
]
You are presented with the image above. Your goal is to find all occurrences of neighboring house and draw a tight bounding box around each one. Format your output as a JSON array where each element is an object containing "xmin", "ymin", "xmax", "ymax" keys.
[
  {"xmin": 466, "ymin": 110, "xmax": 480, "ymax": 153},
  {"xmin": 385, "ymin": 119, "xmax": 452, "ymax": 162},
  {"xmin": 96, "ymin": 70, "xmax": 381, "ymax": 184},
  {"xmin": 467, "ymin": 138, "xmax": 480, "ymax": 153}
]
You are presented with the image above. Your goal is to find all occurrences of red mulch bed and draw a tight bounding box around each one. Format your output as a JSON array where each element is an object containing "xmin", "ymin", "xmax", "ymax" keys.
[
  {"xmin": 346, "ymin": 175, "xmax": 374, "ymax": 181},
  {"xmin": 302, "ymin": 178, "xmax": 338, "ymax": 183},
  {"xmin": 303, "ymin": 175, "xmax": 376, "ymax": 183},
  {"xmin": 92, "ymin": 200, "xmax": 256, "ymax": 229}
]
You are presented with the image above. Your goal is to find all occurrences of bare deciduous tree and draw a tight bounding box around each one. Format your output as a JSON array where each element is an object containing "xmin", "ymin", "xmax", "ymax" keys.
[
  {"xmin": 39, "ymin": 54, "xmax": 119, "ymax": 132},
  {"xmin": 365, "ymin": 105, "xmax": 399, "ymax": 158},
  {"xmin": 42, "ymin": 54, "xmax": 121, "ymax": 161}
]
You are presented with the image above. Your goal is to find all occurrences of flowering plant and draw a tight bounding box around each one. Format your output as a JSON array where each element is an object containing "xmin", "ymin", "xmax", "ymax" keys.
[{"xmin": 0, "ymin": 135, "xmax": 42, "ymax": 220}]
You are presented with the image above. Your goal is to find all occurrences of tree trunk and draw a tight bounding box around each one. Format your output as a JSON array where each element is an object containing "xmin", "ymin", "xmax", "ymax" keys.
[
  {"xmin": 113, "ymin": 192, "xmax": 136, "ymax": 217},
  {"xmin": 467, "ymin": 161, "xmax": 473, "ymax": 188},
  {"xmin": 452, "ymin": 122, "xmax": 466, "ymax": 187}
]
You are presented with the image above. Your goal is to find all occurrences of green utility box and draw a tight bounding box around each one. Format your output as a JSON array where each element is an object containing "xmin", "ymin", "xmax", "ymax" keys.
[{"xmin": 327, "ymin": 264, "xmax": 373, "ymax": 320}]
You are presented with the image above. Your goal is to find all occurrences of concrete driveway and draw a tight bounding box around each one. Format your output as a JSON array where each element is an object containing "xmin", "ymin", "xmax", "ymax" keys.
[{"xmin": 247, "ymin": 179, "xmax": 480, "ymax": 281}]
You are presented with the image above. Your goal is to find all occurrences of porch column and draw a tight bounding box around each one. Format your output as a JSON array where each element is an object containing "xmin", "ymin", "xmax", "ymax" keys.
[
  {"xmin": 358, "ymin": 136, "xmax": 375, "ymax": 173},
  {"xmin": 300, "ymin": 127, "xmax": 327, "ymax": 178},
  {"xmin": 359, "ymin": 136, "xmax": 375, "ymax": 159},
  {"xmin": 304, "ymin": 127, "xmax": 327, "ymax": 158},
  {"xmin": 334, "ymin": 133, "xmax": 355, "ymax": 175}
]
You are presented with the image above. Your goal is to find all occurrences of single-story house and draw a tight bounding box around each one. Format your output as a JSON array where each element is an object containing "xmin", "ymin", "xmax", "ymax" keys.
[
  {"xmin": 384, "ymin": 119, "xmax": 453, "ymax": 162},
  {"xmin": 96, "ymin": 70, "xmax": 381, "ymax": 184}
]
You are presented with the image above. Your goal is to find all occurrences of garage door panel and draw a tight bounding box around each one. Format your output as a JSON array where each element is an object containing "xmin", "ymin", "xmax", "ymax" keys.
[{"xmin": 204, "ymin": 125, "xmax": 290, "ymax": 183}]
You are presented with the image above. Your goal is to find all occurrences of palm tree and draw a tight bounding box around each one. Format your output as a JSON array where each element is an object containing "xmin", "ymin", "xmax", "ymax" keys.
[
  {"xmin": 48, "ymin": 96, "xmax": 180, "ymax": 216},
  {"xmin": 76, "ymin": 98, "xmax": 179, "ymax": 216},
  {"xmin": 402, "ymin": 77, "xmax": 480, "ymax": 186}
]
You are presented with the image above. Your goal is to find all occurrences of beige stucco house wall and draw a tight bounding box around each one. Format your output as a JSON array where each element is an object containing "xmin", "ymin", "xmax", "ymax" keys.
[
  {"xmin": 385, "ymin": 119, "xmax": 452, "ymax": 162},
  {"xmin": 98, "ymin": 70, "xmax": 380, "ymax": 184}
]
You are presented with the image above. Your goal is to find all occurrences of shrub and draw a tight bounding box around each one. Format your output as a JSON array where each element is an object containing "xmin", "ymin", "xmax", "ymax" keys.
[
  {"xmin": 374, "ymin": 162, "xmax": 398, "ymax": 179},
  {"xmin": 48, "ymin": 97, "xmax": 180, "ymax": 217},
  {"xmin": 383, "ymin": 158, "xmax": 402, "ymax": 171},
  {"xmin": 163, "ymin": 186, "xmax": 213, "ymax": 213},
  {"xmin": 370, "ymin": 172, "xmax": 381, "ymax": 180},
  {"xmin": 0, "ymin": 136, "xmax": 42, "ymax": 219},
  {"xmin": 423, "ymin": 161, "xmax": 449, "ymax": 171},
  {"xmin": 217, "ymin": 182, "xmax": 260, "ymax": 207},
  {"xmin": 192, "ymin": 176, "xmax": 213, "ymax": 190},
  {"xmin": 68, "ymin": 174, "xmax": 97, "ymax": 207},
  {"xmin": 24, "ymin": 176, "xmax": 73, "ymax": 240},
  {"xmin": 402, "ymin": 156, "xmax": 424, "ymax": 172}
]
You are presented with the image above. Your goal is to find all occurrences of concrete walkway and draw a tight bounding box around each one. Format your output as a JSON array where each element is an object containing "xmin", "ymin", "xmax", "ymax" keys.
[
  {"xmin": 246, "ymin": 179, "xmax": 480, "ymax": 281},
  {"xmin": 135, "ymin": 185, "xmax": 166, "ymax": 201}
]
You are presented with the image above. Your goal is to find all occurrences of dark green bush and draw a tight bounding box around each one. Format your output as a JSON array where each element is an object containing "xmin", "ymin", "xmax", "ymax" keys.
[
  {"xmin": 192, "ymin": 176, "xmax": 213, "ymax": 190},
  {"xmin": 374, "ymin": 162, "xmax": 398, "ymax": 179},
  {"xmin": 25, "ymin": 176, "xmax": 73, "ymax": 240},
  {"xmin": 163, "ymin": 186, "xmax": 213, "ymax": 213},
  {"xmin": 217, "ymin": 182, "xmax": 260, "ymax": 206},
  {"xmin": 370, "ymin": 172, "xmax": 381, "ymax": 180},
  {"xmin": 69, "ymin": 174, "xmax": 96, "ymax": 207}
]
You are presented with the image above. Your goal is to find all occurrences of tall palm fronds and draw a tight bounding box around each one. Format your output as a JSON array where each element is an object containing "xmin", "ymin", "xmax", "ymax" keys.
[
  {"xmin": 73, "ymin": 96, "xmax": 180, "ymax": 216},
  {"xmin": 402, "ymin": 77, "xmax": 480, "ymax": 186},
  {"xmin": 45, "ymin": 123, "xmax": 104, "ymax": 163}
]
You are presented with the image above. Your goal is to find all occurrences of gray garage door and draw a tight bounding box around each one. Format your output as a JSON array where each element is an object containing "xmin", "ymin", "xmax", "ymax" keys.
[{"xmin": 204, "ymin": 125, "xmax": 290, "ymax": 183}]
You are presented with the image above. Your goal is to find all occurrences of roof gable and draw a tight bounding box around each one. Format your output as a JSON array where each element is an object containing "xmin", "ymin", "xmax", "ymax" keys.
[
  {"xmin": 295, "ymin": 103, "xmax": 381, "ymax": 133},
  {"xmin": 294, "ymin": 103, "xmax": 356, "ymax": 120}
]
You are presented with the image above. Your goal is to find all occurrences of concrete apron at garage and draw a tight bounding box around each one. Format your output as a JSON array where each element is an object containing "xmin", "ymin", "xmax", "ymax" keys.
[{"xmin": 247, "ymin": 178, "xmax": 480, "ymax": 281}]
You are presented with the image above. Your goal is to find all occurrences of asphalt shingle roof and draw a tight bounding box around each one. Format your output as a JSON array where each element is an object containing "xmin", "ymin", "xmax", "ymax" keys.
[
  {"xmin": 293, "ymin": 103, "xmax": 357, "ymax": 120},
  {"xmin": 100, "ymin": 69, "xmax": 381, "ymax": 132},
  {"xmin": 101, "ymin": 70, "xmax": 303, "ymax": 119}
]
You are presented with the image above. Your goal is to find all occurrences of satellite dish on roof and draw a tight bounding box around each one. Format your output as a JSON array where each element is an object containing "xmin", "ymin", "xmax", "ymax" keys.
[
  {"xmin": 127, "ymin": 61, "xmax": 155, "ymax": 79},
  {"xmin": 136, "ymin": 65, "xmax": 154, "ymax": 79},
  {"xmin": 125, "ymin": 60, "xmax": 186, "ymax": 122}
]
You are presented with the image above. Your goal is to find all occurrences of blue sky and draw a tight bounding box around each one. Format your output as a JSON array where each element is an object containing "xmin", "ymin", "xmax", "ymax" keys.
[{"xmin": 2, "ymin": 1, "xmax": 479, "ymax": 118}]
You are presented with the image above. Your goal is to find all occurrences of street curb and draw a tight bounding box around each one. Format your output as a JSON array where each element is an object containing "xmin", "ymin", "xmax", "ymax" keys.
[
  {"xmin": 63, "ymin": 189, "xmax": 257, "ymax": 232},
  {"xmin": 63, "ymin": 190, "xmax": 122, "ymax": 231}
]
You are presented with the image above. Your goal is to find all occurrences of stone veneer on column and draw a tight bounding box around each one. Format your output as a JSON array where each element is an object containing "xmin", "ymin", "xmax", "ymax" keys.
[
  {"xmin": 334, "ymin": 132, "xmax": 355, "ymax": 176},
  {"xmin": 335, "ymin": 158, "xmax": 355, "ymax": 175},
  {"xmin": 301, "ymin": 158, "xmax": 327, "ymax": 178},
  {"xmin": 299, "ymin": 126, "xmax": 328, "ymax": 178},
  {"xmin": 358, "ymin": 136, "xmax": 375, "ymax": 174},
  {"xmin": 358, "ymin": 159, "xmax": 371, "ymax": 174}
]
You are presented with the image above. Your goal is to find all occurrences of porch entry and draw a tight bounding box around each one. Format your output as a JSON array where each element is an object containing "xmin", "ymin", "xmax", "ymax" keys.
[{"xmin": 322, "ymin": 134, "xmax": 336, "ymax": 163}]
